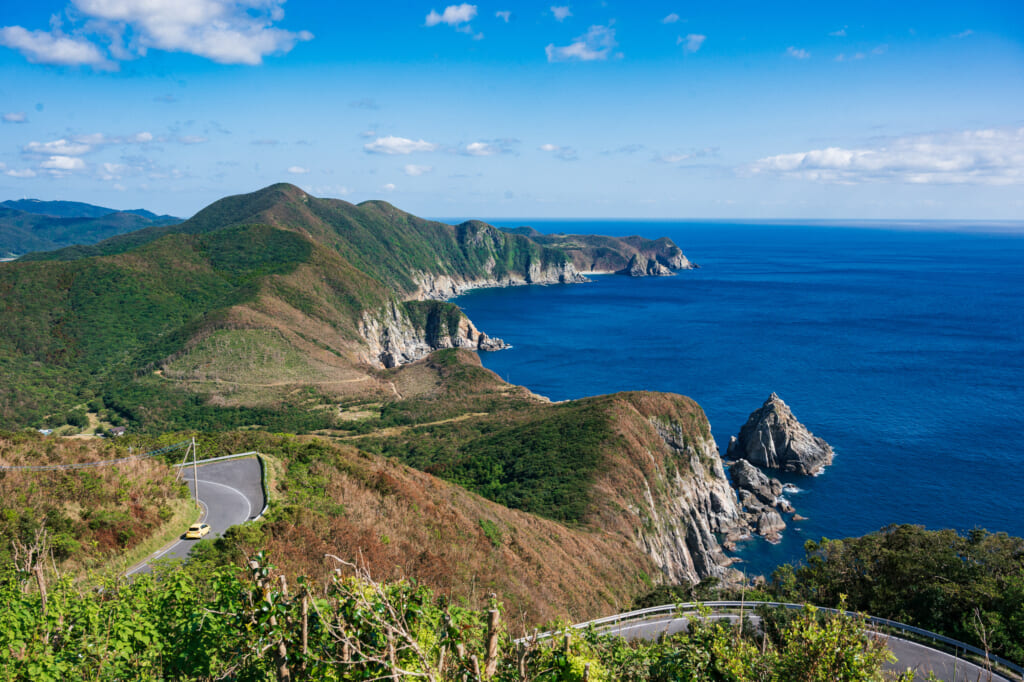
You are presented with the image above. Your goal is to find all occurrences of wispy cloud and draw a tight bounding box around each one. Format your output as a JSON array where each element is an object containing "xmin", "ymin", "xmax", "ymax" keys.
[
  {"xmin": 829, "ymin": 27, "xmax": 847, "ymax": 37},
  {"xmin": 953, "ymin": 29, "xmax": 973, "ymax": 39},
  {"xmin": 364, "ymin": 136, "xmax": 439, "ymax": 155},
  {"xmin": 546, "ymin": 24, "xmax": 617, "ymax": 62},
  {"xmin": 350, "ymin": 98, "xmax": 379, "ymax": 110},
  {"xmin": 748, "ymin": 127, "xmax": 1024, "ymax": 185},
  {"xmin": 495, "ymin": 10, "xmax": 511, "ymax": 23},
  {"xmin": 23, "ymin": 138, "xmax": 92, "ymax": 155},
  {"xmin": 678, "ymin": 33, "xmax": 705, "ymax": 53},
  {"xmin": 287, "ymin": 166, "xmax": 310, "ymax": 174},
  {"xmin": 539, "ymin": 143, "xmax": 577, "ymax": 160},
  {"xmin": 403, "ymin": 164, "xmax": 433, "ymax": 176},
  {"xmin": 551, "ymin": 6, "xmax": 572, "ymax": 22},
  {"xmin": 786, "ymin": 46, "xmax": 810, "ymax": 59},
  {"xmin": 6, "ymin": 168, "xmax": 37, "ymax": 178},
  {"xmin": 462, "ymin": 139, "xmax": 516, "ymax": 156},
  {"xmin": 661, "ymin": 13, "xmax": 680, "ymax": 24},
  {"xmin": 601, "ymin": 143, "xmax": 644, "ymax": 155},
  {"xmin": 2, "ymin": 112, "xmax": 27, "ymax": 123}
]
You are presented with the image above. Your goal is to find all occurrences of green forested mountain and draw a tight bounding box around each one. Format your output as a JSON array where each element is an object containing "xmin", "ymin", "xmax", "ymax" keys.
[
  {"xmin": 0, "ymin": 200, "xmax": 180, "ymax": 257},
  {"xmin": 0, "ymin": 183, "xmax": 690, "ymax": 429}
]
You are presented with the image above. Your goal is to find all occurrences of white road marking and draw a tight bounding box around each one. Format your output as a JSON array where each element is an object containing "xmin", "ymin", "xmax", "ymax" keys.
[{"xmin": 196, "ymin": 478, "xmax": 253, "ymax": 523}]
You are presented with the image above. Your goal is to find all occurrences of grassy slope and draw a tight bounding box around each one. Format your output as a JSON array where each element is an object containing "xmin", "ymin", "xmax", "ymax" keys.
[
  {"xmin": 0, "ymin": 431, "xmax": 190, "ymax": 571},
  {"xmin": 0, "ymin": 184, "xmax": 588, "ymax": 429}
]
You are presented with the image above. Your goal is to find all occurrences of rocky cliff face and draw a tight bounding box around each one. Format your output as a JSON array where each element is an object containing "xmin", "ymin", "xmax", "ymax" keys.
[
  {"xmin": 728, "ymin": 459, "xmax": 792, "ymax": 543},
  {"xmin": 589, "ymin": 394, "xmax": 744, "ymax": 585},
  {"xmin": 635, "ymin": 417, "xmax": 743, "ymax": 582},
  {"xmin": 622, "ymin": 253, "xmax": 675, "ymax": 276},
  {"xmin": 411, "ymin": 261, "xmax": 587, "ymax": 300},
  {"xmin": 359, "ymin": 300, "xmax": 506, "ymax": 368},
  {"xmin": 726, "ymin": 393, "xmax": 834, "ymax": 476}
]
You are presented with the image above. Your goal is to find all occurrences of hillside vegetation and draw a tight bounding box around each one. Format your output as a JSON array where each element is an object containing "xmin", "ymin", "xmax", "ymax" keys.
[
  {"xmin": 0, "ymin": 184, "xmax": 691, "ymax": 431},
  {"xmin": 0, "ymin": 432, "xmax": 190, "ymax": 571},
  {"xmin": 0, "ymin": 200, "xmax": 179, "ymax": 257},
  {"xmin": 1, "ymin": 551, "xmax": 901, "ymax": 682}
]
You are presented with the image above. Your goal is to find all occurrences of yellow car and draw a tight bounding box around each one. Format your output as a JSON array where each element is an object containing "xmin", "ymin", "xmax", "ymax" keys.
[{"xmin": 185, "ymin": 523, "xmax": 211, "ymax": 539}]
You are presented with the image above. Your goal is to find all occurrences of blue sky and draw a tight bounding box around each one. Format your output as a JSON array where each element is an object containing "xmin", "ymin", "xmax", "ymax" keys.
[{"xmin": 0, "ymin": 1, "xmax": 1022, "ymax": 219}]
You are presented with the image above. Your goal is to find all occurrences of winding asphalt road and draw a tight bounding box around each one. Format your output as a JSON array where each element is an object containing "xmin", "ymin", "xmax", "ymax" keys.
[
  {"xmin": 600, "ymin": 613, "xmax": 1015, "ymax": 682},
  {"xmin": 126, "ymin": 457, "xmax": 265, "ymax": 576}
]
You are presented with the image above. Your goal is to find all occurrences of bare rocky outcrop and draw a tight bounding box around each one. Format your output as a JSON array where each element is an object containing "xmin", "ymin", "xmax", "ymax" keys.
[
  {"xmin": 728, "ymin": 459, "xmax": 792, "ymax": 542},
  {"xmin": 726, "ymin": 393, "xmax": 834, "ymax": 476},
  {"xmin": 617, "ymin": 408, "xmax": 744, "ymax": 585},
  {"xmin": 412, "ymin": 261, "xmax": 587, "ymax": 301},
  {"xmin": 621, "ymin": 253, "xmax": 675, "ymax": 277},
  {"xmin": 359, "ymin": 300, "xmax": 506, "ymax": 368}
]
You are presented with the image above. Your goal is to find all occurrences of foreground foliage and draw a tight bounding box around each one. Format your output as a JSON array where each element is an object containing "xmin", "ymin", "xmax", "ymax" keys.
[
  {"xmin": 0, "ymin": 552, "xmax": 902, "ymax": 681},
  {"xmin": 769, "ymin": 524, "xmax": 1024, "ymax": 666}
]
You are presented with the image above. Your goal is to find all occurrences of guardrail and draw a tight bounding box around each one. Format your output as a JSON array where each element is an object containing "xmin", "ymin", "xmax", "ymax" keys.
[
  {"xmin": 0, "ymin": 439, "xmax": 192, "ymax": 471},
  {"xmin": 524, "ymin": 601, "xmax": 1023, "ymax": 680}
]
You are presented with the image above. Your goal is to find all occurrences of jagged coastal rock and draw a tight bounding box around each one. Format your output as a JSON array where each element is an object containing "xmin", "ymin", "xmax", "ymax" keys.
[
  {"xmin": 728, "ymin": 459, "xmax": 792, "ymax": 542},
  {"xmin": 726, "ymin": 393, "xmax": 834, "ymax": 476},
  {"xmin": 359, "ymin": 300, "xmax": 506, "ymax": 368},
  {"xmin": 622, "ymin": 253, "xmax": 674, "ymax": 277},
  {"xmin": 412, "ymin": 262, "xmax": 587, "ymax": 300},
  {"xmin": 629, "ymin": 413, "xmax": 744, "ymax": 583}
]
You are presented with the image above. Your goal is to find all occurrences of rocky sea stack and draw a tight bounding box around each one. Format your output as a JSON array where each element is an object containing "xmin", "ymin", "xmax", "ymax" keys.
[{"xmin": 726, "ymin": 393, "xmax": 834, "ymax": 476}]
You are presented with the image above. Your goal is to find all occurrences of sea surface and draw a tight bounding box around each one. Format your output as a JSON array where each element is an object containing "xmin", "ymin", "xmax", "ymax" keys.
[{"xmin": 451, "ymin": 220, "xmax": 1024, "ymax": 577}]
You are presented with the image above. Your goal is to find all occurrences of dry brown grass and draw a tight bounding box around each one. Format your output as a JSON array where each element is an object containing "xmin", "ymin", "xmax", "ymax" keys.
[
  {"xmin": 237, "ymin": 437, "xmax": 658, "ymax": 628},
  {"xmin": 0, "ymin": 433, "xmax": 188, "ymax": 568}
]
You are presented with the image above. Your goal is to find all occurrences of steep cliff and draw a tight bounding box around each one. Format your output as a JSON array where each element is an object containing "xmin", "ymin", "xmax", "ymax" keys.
[
  {"xmin": 585, "ymin": 392, "xmax": 743, "ymax": 584},
  {"xmin": 359, "ymin": 299, "xmax": 506, "ymax": 368},
  {"xmin": 726, "ymin": 393, "xmax": 834, "ymax": 475}
]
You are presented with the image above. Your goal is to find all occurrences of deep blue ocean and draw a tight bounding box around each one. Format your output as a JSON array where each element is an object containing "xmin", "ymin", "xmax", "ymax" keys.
[{"xmin": 451, "ymin": 220, "xmax": 1024, "ymax": 576}]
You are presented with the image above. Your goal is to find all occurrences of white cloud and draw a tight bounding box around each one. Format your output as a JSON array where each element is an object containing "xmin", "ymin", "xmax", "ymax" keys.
[
  {"xmin": 546, "ymin": 24, "xmax": 617, "ymax": 62},
  {"xmin": 24, "ymin": 139, "xmax": 92, "ymax": 155},
  {"xmin": 464, "ymin": 141, "xmax": 501, "ymax": 156},
  {"xmin": 0, "ymin": 25, "xmax": 114, "ymax": 69},
  {"xmin": 786, "ymin": 46, "xmax": 810, "ymax": 59},
  {"xmin": 661, "ymin": 13, "xmax": 680, "ymax": 24},
  {"xmin": 551, "ymin": 6, "xmax": 572, "ymax": 22},
  {"xmin": 495, "ymin": 10, "xmax": 511, "ymax": 22},
  {"xmin": 425, "ymin": 4, "xmax": 477, "ymax": 27},
  {"xmin": 829, "ymin": 27, "xmax": 847, "ymax": 37},
  {"xmin": 403, "ymin": 164, "xmax": 433, "ymax": 176},
  {"xmin": 41, "ymin": 155, "xmax": 86, "ymax": 171},
  {"xmin": 953, "ymin": 29, "xmax": 973, "ymax": 39},
  {"xmin": 539, "ymin": 143, "xmax": 577, "ymax": 160},
  {"xmin": 2, "ymin": 112, "xmax": 27, "ymax": 123},
  {"xmin": 6, "ymin": 168, "xmax": 37, "ymax": 178},
  {"xmin": 364, "ymin": 136, "xmax": 439, "ymax": 155},
  {"xmin": 679, "ymin": 33, "xmax": 705, "ymax": 53},
  {"xmin": 287, "ymin": 165, "xmax": 309, "ymax": 174},
  {"xmin": 383, "ymin": 183, "xmax": 396, "ymax": 191},
  {"xmin": 748, "ymin": 127, "xmax": 1024, "ymax": 185},
  {"xmin": 59, "ymin": 0, "xmax": 313, "ymax": 66}
]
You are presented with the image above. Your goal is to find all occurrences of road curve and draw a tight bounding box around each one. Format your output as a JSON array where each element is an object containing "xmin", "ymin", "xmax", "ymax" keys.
[
  {"xmin": 126, "ymin": 457, "xmax": 265, "ymax": 575},
  {"xmin": 599, "ymin": 613, "xmax": 1014, "ymax": 682}
]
